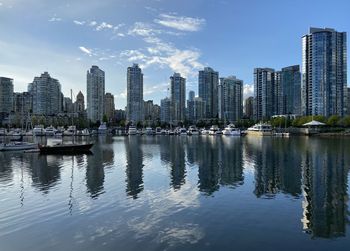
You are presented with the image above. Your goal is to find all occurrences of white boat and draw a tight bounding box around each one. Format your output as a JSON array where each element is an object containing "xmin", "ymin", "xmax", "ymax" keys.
[
  {"xmin": 160, "ymin": 129, "xmax": 167, "ymax": 135},
  {"xmin": 155, "ymin": 127, "xmax": 162, "ymax": 135},
  {"xmin": 33, "ymin": 125, "xmax": 45, "ymax": 136},
  {"xmin": 0, "ymin": 128, "xmax": 6, "ymax": 136},
  {"xmin": 200, "ymin": 128, "xmax": 209, "ymax": 135},
  {"xmin": 128, "ymin": 125, "xmax": 137, "ymax": 135},
  {"xmin": 188, "ymin": 126, "xmax": 199, "ymax": 135},
  {"xmin": 179, "ymin": 128, "xmax": 187, "ymax": 135},
  {"xmin": 98, "ymin": 122, "xmax": 108, "ymax": 134},
  {"xmin": 25, "ymin": 130, "xmax": 33, "ymax": 136},
  {"xmin": 247, "ymin": 123, "xmax": 273, "ymax": 136},
  {"xmin": 209, "ymin": 125, "xmax": 220, "ymax": 135},
  {"xmin": 145, "ymin": 127, "xmax": 154, "ymax": 135},
  {"xmin": 223, "ymin": 124, "xmax": 241, "ymax": 136},
  {"xmin": 0, "ymin": 142, "xmax": 38, "ymax": 151},
  {"xmin": 63, "ymin": 125, "xmax": 77, "ymax": 136},
  {"xmin": 81, "ymin": 129, "xmax": 90, "ymax": 136},
  {"xmin": 167, "ymin": 129, "xmax": 175, "ymax": 135},
  {"xmin": 45, "ymin": 125, "xmax": 56, "ymax": 136}
]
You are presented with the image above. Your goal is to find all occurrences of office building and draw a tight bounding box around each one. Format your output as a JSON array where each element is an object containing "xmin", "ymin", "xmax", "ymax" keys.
[
  {"xmin": 127, "ymin": 64, "xmax": 143, "ymax": 123},
  {"xmin": 160, "ymin": 97, "xmax": 171, "ymax": 123},
  {"xmin": 170, "ymin": 73, "xmax": 186, "ymax": 124},
  {"xmin": 87, "ymin": 66, "xmax": 105, "ymax": 123},
  {"xmin": 0, "ymin": 77, "xmax": 14, "ymax": 114},
  {"xmin": 199, "ymin": 67, "xmax": 219, "ymax": 119},
  {"xmin": 104, "ymin": 92, "xmax": 115, "ymax": 121},
  {"xmin": 244, "ymin": 96, "xmax": 254, "ymax": 119}
]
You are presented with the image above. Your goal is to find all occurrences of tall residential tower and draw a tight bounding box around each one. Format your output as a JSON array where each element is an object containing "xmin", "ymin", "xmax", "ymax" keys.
[
  {"xmin": 87, "ymin": 66, "xmax": 105, "ymax": 123},
  {"xmin": 127, "ymin": 64, "xmax": 143, "ymax": 123}
]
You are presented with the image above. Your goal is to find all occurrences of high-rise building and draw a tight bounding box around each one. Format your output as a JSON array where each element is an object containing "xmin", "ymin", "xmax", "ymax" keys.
[
  {"xmin": 115, "ymin": 109, "xmax": 126, "ymax": 122},
  {"xmin": 104, "ymin": 93, "xmax": 115, "ymax": 121},
  {"xmin": 199, "ymin": 67, "xmax": 219, "ymax": 119},
  {"xmin": 63, "ymin": 97, "xmax": 74, "ymax": 113},
  {"xmin": 254, "ymin": 68, "xmax": 276, "ymax": 120},
  {"xmin": 160, "ymin": 97, "xmax": 171, "ymax": 123},
  {"xmin": 127, "ymin": 64, "xmax": 143, "ymax": 123},
  {"xmin": 302, "ymin": 27, "xmax": 347, "ymax": 117},
  {"xmin": 193, "ymin": 97, "xmax": 205, "ymax": 122},
  {"xmin": 279, "ymin": 65, "xmax": 301, "ymax": 115},
  {"xmin": 152, "ymin": 104, "xmax": 160, "ymax": 121},
  {"xmin": 13, "ymin": 92, "xmax": 32, "ymax": 115},
  {"xmin": 170, "ymin": 73, "xmax": 186, "ymax": 123},
  {"xmin": 74, "ymin": 91, "xmax": 85, "ymax": 113},
  {"xmin": 187, "ymin": 91, "xmax": 196, "ymax": 123},
  {"xmin": 218, "ymin": 76, "xmax": 243, "ymax": 122},
  {"xmin": 144, "ymin": 100, "xmax": 154, "ymax": 121},
  {"xmin": 0, "ymin": 77, "xmax": 14, "ymax": 114},
  {"xmin": 28, "ymin": 72, "xmax": 61, "ymax": 115},
  {"xmin": 244, "ymin": 96, "xmax": 254, "ymax": 119},
  {"xmin": 347, "ymin": 87, "xmax": 350, "ymax": 116},
  {"xmin": 87, "ymin": 66, "xmax": 105, "ymax": 123}
]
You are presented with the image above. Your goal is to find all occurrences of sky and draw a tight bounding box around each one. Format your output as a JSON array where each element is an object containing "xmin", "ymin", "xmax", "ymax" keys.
[{"xmin": 0, "ymin": 0, "xmax": 349, "ymax": 109}]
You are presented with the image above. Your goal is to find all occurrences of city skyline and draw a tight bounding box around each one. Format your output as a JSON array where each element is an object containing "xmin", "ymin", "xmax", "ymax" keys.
[{"xmin": 1, "ymin": 0, "xmax": 350, "ymax": 109}]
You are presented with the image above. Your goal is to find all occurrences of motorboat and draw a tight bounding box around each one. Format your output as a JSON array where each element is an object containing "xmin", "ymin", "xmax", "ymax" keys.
[
  {"xmin": 33, "ymin": 125, "xmax": 45, "ymax": 136},
  {"xmin": 98, "ymin": 122, "xmax": 108, "ymax": 134},
  {"xmin": 45, "ymin": 125, "xmax": 57, "ymax": 136},
  {"xmin": 0, "ymin": 128, "xmax": 6, "ymax": 136},
  {"xmin": 0, "ymin": 142, "xmax": 38, "ymax": 151},
  {"xmin": 160, "ymin": 129, "xmax": 167, "ymax": 135},
  {"xmin": 188, "ymin": 126, "xmax": 199, "ymax": 135},
  {"xmin": 200, "ymin": 128, "xmax": 209, "ymax": 135},
  {"xmin": 167, "ymin": 129, "xmax": 175, "ymax": 135},
  {"xmin": 81, "ymin": 129, "xmax": 90, "ymax": 136},
  {"xmin": 128, "ymin": 125, "xmax": 137, "ymax": 135},
  {"xmin": 155, "ymin": 127, "xmax": 162, "ymax": 135},
  {"xmin": 145, "ymin": 127, "xmax": 155, "ymax": 135},
  {"xmin": 38, "ymin": 143, "xmax": 93, "ymax": 154},
  {"xmin": 63, "ymin": 125, "xmax": 77, "ymax": 136},
  {"xmin": 247, "ymin": 123, "xmax": 273, "ymax": 136},
  {"xmin": 179, "ymin": 128, "xmax": 187, "ymax": 136},
  {"xmin": 209, "ymin": 125, "xmax": 220, "ymax": 135},
  {"xmin": 222, "ymin": 124, "xmax": 241, "ymax": 136}
]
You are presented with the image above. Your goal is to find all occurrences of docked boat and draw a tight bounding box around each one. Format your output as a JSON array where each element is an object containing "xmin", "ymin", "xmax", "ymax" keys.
[
  {"xmin": 33, "ymin": 125, "xmax": 45, "ymax": 136},
  {"xmin": 209, "ymin": 125, "xmax": 220, "ymax": 135},
  {"xmin": 128, "ymin": 125, "xmax": 137, "ymax": 135},
  {"xmin": 63, "ymin": 125, "xmax": 77, "ymax": 136},
  {"xmin": 155, "ymin": 127, "xmax": 162, "ymax": 135},
  {"xmin": 200, "ymin": 128, "xmax": 209, "ymax": 135},
  {"xmin": 38, "ymin": 143, "xmax": 93, "ymax": 154},
  {"xmin": 247, "ymin": 123, "xmax": 273, "ymax": 136},
  {"xmin": 167, "ymin": 129, "xmax": 175, "ymax": 135},
  {"xmin": 45, "ymin": 125, "xmax": 56, "ymax": 136},
  {"xmin": 179, "ymin": 128, "xmax": 187, "ymax": 135},
  {"xmin": 0, "ymin": 128, "xmax": 6, "ymax": 136},
  {"xmin": 98, "ymin": 122, "xmax": 108, "ymax": 134},
  {"xmin": 188, "ymin": 126, "xmax": 199, "ymax": 135},
  {"xmin": 80, "ymin": 129, "xmax": 90, "ymax": 136},
  {"xmin": 0, "ymin": 142, "xmax": 38, "ymax": 151},
  {"xmin": 223, "ymin": 124, "xmax": 241, "ymax": 136},
  {"xmin": 145, "ymin": 127, "xmax": 155, "ymax": 135}
]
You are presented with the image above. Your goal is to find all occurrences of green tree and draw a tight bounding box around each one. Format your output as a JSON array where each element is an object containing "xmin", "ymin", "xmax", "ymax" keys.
[{"xmin": 327, "ymin": 115, "xmax": 340, "ymax": 127}]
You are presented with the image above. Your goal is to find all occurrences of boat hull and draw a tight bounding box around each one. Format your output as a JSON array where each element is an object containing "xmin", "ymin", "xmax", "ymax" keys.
[
  {"xmin": 39, "ymin": 143, "xmax": 94, "ymax": 154},
  {"xmin": 246, "ymin": 130, "xmax": 273, "ymax": 136},
  {"xmin": 0, "ymin": 143, "xmax": 38, "ymax": 151}
]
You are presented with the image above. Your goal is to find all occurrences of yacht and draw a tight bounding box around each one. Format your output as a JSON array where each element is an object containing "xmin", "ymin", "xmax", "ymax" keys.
[
  {"xmin": 155, "ymin": 127, "xmax": 162, "ymax": 135},
  {"xmin": 223, "ymin": 124, "xmax": 241, "ymax": 136},
  {"xmin": 128, "ymin": 125, "xmax": 137, "ymax": 135},
  {"xmin": 167, "ymin": 129, "xmax": 175, "ymax": 135},
  {"xmin": 0, "ymin": 128, "xmax": 6, "ymax": 136},
  {"xmin": 0, "ymin": 142, "xmax": 38, "ymax": 151},
  {"xmin": 45, "ymin": 126, "xmax": 56, "ymax": 136},
  {"xmin": 209, "ymin": 125, "xmax": 220, "ymax": 135},
  {"xmin": 63, "ymin": 125, "xmax": 77, "ymax": 136},
  {"xmin": 145, "ymin": 127, "xmax": 155, "ymax": 135},
  {"xmin": 247, "ymin": 123, "xmax": 273, "ymax": 136},
  {"xmin": 33, "ymin": 125, "xmax": 45, "ymax": 136},
  {"xmin": 80, "ymin": 129, "xmax": 90, "ymax": 136},
  {"xmin": 179, "ymin": 128, "xmax": 188, "ymax": 136},
  {"xmin": 200, "ymin": 128, "xmax": 209, "ymax": 135},
  {"xmin": 188, "ymin": 126, "xmax": 199, "ymax": 135},
  {"xmin": 160, "ymin": 129, "xmax": 167, "ymax": 135},
  {"xmin": 98, "ymin": 122, "xmax": 108, "ymax": 134}
]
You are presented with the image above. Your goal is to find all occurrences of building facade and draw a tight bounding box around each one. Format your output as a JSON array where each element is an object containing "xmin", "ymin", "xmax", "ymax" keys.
[
  {"xmin": 127, "ymin": 64, "xmax": 144, "ymax": 123},
  {"xmin": 187, "ymin": 91, "xmax": 195, "ymax": 123},
  {"xmin": 160, "ymin": 97, "xmax": 171, "ymax": 124},
  {"xmin": 199, "ymin": 67, "xmax": 219, "ymax": 119},
  {"xmin": 13, "ymin": 92, "xmax": 32, "ymax": 115},
  {"xmin": 279, "ymin": 65, "xmax": 301, "ymax": 115},
  {"xmin": 104, "ymin": 92, "xmax": 115, "ymax": 121},
  {"xmin": 87, "ymin": 66, "xmax": 105, "ymax": 123},
  {"xmin": 170, "ymin": 73, "xmax": 186, "ymax": 124},
  {"xmin": 302, "ymin": 27, "xmax": 347, "ymax": 117},
  {"xmin": 193, "ymin": 97, "xmax": 205, "ymax": 122},
  {"xmin": 28, "ymin": 72, "xmax": 61, "ymax": 116},
  {"xmin": 218, "ymin": 76, "xmax": 243, "ymax": 123},
  {"xmin": 244, "ymin": 96, "xmax": 254, "ymax": 119},
  {"xmin": 0, "ymin": 77, "xmax": 14, "ymax": 114},
  {"xmin": 74, "ymin": 91, "xmax": 85, "ymax": 113}
]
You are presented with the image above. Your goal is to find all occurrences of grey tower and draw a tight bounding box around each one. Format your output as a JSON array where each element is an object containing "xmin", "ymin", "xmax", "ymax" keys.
[
  {"xmin": 199, "ymin": 67, "xmax": 219, "ymax": 119},
  {"xmin": 127, "ymin": 64, "xmax": 144, "ymax": 123},
  {"xmin": 87, "ymin": 66, "xmax": 105, "ymax": 123}
]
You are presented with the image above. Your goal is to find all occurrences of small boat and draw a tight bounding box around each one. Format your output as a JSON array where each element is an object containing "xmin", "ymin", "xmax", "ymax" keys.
[
  {"xmin": 167, "ymin": 129, "xmax": 175, "ymax": 135},
  {"xmin": 80, "ymin": 129, "xmax": 90, "ymax": 136},
  {"xmin": 0, "ymin": 142, "xmax": 38, "ymax": 151},
  {"xmin": 179, "ymin": 128, "xmax": 187, "ymax": 136},
  {"xmin": 209, "ymin": 125, "xmax": 220, "ymax": 135},
  {"xmin": 0, "ymin": 128, "xmax": 6, "ymax": 136},
  {"xmin": 38, "ymin": 143, "xmax": 94, "ymax": 154},
  {"xmin": 223, "ymin": 124, "xmax": 241, "ymax": 136},
  {"xmin": 200, "ymin": 128, "xmax": 209, "ymax": 135},
  {"xmin": 45, "ymin": 125, "xmax": 57, "ymax": 136},
  {"xmin": 63, "ymin": 125, "xmax": 77, "ymax": 136},
  {"xmin": 98, "ymin": 122, "xmax": 108, "ymax": 134},
  {"xmin": 33, "ymin": 125, "xmax": 45, "ymax": 136},
  {"xmin": 247, "ymin": 123, "xmax": 273, "ymax": 136},
  {"xmin": 155, "ymin": 127, "xmax": 162, "ymax": 135},
  {"xmin": 128, "ymin": 125, "xmax": 137, "ymax": 135},
  {"xmin": 188, "ymin": 126, "xmax": 199, "ymax": 135},
  {"xmin": 145, "ymin": 127, "xmax": 155, "ymax": 135}
]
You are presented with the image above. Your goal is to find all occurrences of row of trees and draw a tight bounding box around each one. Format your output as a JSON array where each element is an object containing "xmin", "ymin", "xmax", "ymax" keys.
[{"xmin": 270, "ymin": 115, "xmax": 350, "ymax": 128}]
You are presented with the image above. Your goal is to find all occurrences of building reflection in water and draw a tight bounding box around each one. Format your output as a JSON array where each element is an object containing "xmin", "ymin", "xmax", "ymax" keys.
[
  {"xmin": 301, "ymin": 138, "xmax": 349, "ymax": 238},
  {"xmin": 86, "ymin": 136, "xmax": 114, "ymax": 199},
  {"xmin": 124, "ymin": 136, "xmax": 144, "ymax": 199},
  {"xmin": 159, "ymin": 137, "xmax": 186, "ymax": 190},
  {"xmin": 246, "ymin": 137, "xmax": 302, "ymax": 198}
]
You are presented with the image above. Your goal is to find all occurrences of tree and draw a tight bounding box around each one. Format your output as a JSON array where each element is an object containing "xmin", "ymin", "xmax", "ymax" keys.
[
  {"xmin": 102, "ymin": 114, "xmax": 108, "ymax": 123},
  {"xmin": 327, "ymin": 115, "xmax": 340, "ymax": 127}
]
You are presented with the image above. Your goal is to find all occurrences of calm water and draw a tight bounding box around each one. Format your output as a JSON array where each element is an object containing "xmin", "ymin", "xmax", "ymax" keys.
[{"xmin": 1, "ymin": 136, "xmax": 350, "ymax": 251}]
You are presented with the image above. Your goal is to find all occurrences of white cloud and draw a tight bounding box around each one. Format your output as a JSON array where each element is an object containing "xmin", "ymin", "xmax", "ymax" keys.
[
  {"xmin": 154, "ymin": 14, "xmax": 205, "ymax": 32},
  {"xmin": 89, "ymin": 21, "xmax": 97, "ymax": 26},
  {"xmin": 243, "ymin": 84, "xmax": 254, "ymax": 99},
  {"xmin": 144, "ymin": 83, "xmax": 169, "ymax": 96},
  {"xmin": 48, "ymin": 17, "xmax": 62, "ymax": 22},
  {"xmin": 78, "ymin": 46, "xmax": 92, "ymax": 55},
  {"xmin": 73, "ymin": 20, "xmax": 85, "ymax": 25},
  {"xmin": 0, "ymin": 3, "xmax": 3, "ymax": 6},
  {"xmin": 96, "ymin": 22, "xmax": 113, "ymax": 31}
]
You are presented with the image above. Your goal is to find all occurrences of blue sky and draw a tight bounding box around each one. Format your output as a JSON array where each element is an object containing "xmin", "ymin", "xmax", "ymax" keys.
[{"xmin": 0, "ymin": 0, "xmax": 349, "ymax": 109}]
